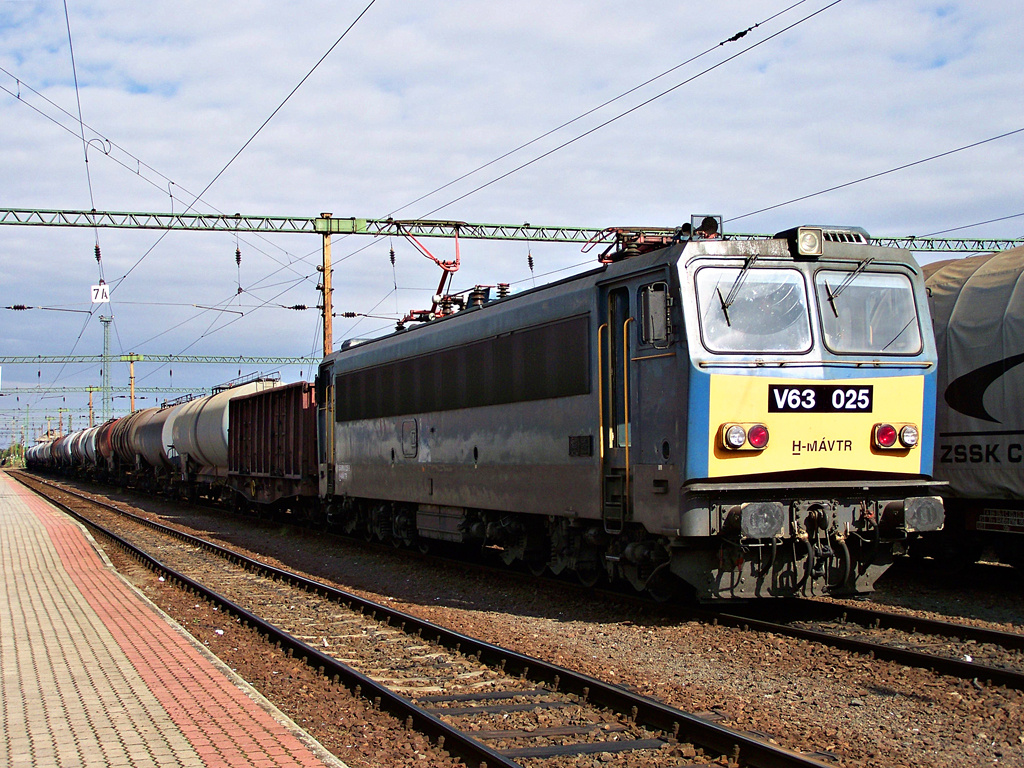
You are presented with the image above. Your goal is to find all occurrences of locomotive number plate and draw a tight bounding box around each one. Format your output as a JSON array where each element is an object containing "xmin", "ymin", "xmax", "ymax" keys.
[{"xmin": 768, "ymin": 384, "xmax": 873, "ymax": 413}]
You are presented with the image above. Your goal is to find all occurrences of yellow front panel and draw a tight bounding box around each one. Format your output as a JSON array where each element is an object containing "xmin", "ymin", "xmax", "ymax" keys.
[{"xmin": 706, "ymin": 374, "xmax": 924, "ymax": 477}]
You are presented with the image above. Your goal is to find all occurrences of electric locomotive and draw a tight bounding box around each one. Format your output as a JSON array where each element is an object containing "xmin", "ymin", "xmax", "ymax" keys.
[{"xmin": 316, "ymin": 217, "xmax": 945, "ymax": 600}]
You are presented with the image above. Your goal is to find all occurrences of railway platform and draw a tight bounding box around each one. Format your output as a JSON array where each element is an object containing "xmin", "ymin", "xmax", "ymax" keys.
[{"xmin": 0, "ymin": 471, "xmax": 346, "ymax": 768}]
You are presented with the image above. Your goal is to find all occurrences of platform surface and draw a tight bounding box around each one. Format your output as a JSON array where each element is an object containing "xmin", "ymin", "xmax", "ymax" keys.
[{"xmin": 0, "ymin": 471, "xmax": 346, "ymax": 768}]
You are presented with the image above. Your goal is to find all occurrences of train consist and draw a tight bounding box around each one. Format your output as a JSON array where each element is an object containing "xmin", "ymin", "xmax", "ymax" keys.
[
  {"xmin": 26, "ymin": 219, "xmax": 946, "ymax": 600},
  {"xmin": 923, "ymin": 245, "xmax": 1024, "ymax": 569}
]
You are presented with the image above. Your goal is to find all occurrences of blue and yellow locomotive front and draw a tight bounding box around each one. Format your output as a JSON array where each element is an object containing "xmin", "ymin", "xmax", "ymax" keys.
[{"xmin": 673, "ymin": 226, "xmax": 944, "ymax": 599}]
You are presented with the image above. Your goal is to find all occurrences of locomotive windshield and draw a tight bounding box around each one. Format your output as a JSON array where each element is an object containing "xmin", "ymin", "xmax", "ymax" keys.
[
  {"xmin": 814, "ymin": 270, "xmax": 922, "ymax": 354},
  {"xmin": 696, "ymin": 266, "xmax": 812, "ymax": 353}
]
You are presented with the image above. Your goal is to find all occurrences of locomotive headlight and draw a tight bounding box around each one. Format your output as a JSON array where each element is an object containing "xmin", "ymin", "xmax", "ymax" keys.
[
  {"xmin": 797, "ymin": 227, "xmax": 823, "ymax": 257},
  {"xmin": 899, "ymin": 424, "xmax": 919, "ymax": 448},
  {"xmin": 873, "ymin": 423, "xmax": 919, "ymax": 451},
  {"xmin": 725, "ymin": 425, "xmax": 747, "ymax": 449}
]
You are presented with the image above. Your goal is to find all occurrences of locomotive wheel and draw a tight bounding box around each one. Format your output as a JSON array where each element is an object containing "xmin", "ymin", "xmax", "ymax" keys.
[
  {"xmin": 575, "ymin": 561, "xmax": 602, "ymax": 587},
  {"xmin": 526, "ymin": 558, "xmax": 548, "ymax": 577},
  {"xmin": 645, "ymin": 570, "xmax": 678, "ymax": 602}
]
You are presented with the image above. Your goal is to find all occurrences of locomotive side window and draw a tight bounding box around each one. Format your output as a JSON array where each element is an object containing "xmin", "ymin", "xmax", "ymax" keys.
[
  {"xmin": 695, "ymin": 267, "xmax": 812, "ymax": 354},
  {"xmin": 814, "ymin": 270, "xmax": 922, "ymax": 355},
  {"xmin": 335, "ymin": 314, "xmax": 591, "ymax": 421},
  {"xmin": 641, "ymin": 282, "xmax": 671, "ymax": 348}
]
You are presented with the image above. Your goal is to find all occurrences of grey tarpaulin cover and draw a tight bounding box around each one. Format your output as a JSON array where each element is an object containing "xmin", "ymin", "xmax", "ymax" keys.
[{"xmin": 924, "ymin": 246, "xmax": 1024, "ymax": 498}]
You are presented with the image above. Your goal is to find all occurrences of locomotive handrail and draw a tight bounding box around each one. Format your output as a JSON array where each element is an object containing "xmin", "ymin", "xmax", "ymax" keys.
[
  {"xmin": 685, "ymin": 478, "xmax": 948, "ymax": 493},
  {"xmin": 631, "ymin": 352, "xmax": 676, "ymax": 362},
  {"xmin": 623, "ymin": 317, "xmax": 635, "ymax": 513},
  {"xmin": 597, "ymin": 323, "xmax": 608, "ymax": 462},
  {"xmin": 697, "ymin": 360, "xmax": 934, "ymax": 369}
]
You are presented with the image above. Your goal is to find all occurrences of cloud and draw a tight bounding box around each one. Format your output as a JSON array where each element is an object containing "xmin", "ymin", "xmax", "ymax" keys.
[{"xmin": 1, "ymin": 0, "xmax": 1022, "ymax": 437}]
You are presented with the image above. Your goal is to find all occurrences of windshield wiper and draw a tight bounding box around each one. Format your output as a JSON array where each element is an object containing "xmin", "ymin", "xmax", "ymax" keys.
[
  {"xmin": 882, "ymin": 316, "xmax": 916, "ymax": 351},
  {"xmin": 716, "ymin": 254, "xmax": 758, "ymax": 326},
  {"xmin": 824, "ymin": 258, "xmax": 874, "ymax": 317}
]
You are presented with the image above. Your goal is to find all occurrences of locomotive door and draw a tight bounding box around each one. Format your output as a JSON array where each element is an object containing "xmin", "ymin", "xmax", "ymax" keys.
[
  {"xmin": 600, "ymin": 285, "xmax": 635, "ymax": 533},
  {"xmin": 316, "ymin": 365, "xmax": 335, "ymax": 497}
]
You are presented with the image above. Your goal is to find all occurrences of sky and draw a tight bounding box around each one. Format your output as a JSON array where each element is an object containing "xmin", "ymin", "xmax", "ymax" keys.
[{"xmin": 1, "ymin": 0, "xmax": 1022, "ymax": 444}]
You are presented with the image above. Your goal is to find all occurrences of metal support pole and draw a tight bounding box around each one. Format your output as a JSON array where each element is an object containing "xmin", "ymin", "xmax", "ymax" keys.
[
  {"xmin": 320, "ymin": 213, "xmax": 333, "ymax": 356},
  {"xmin": 120, "ymin": 355, "xmax": 144, "ymax": 412},
  {"xmin": 100, "ymin": 315, "xmax": 112, "ymax": 420}
]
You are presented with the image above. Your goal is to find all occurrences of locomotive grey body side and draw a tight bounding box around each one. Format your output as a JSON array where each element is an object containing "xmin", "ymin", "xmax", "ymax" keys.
[{"xmin": 318, "ymin": 231, "xmax": 944, "ymax": 599}]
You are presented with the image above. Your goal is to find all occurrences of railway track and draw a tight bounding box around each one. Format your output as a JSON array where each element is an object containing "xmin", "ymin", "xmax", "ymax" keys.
[
  {"xmin": 713, "ymin": 600, "xmax": 1024, "ymax": 691},
  {"xmin": 15, "ymin": 471, "xmax": 835, "ymax": 768}
]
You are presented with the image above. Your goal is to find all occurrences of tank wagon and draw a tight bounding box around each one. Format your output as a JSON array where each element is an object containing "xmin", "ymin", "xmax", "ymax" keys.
[
  {"xmin": 26, "ymin": 377, "xmax": 278, "ymax": 500},
  {"xmin": 171, "ymin": 376, "xmax": 279, "ymax": 499},
  {"xmin": 923, "ymin": 246, "xmax": 1024, "ymax": 569},
  {"xmin": 315, "ymin": 220, "xmax": 945, "ymax": 599}
]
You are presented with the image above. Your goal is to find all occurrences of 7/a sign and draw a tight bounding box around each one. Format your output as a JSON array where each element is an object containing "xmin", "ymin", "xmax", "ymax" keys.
[{"xmin": 91, "ymin": 284, "xmax": 110, "ymax": 303}]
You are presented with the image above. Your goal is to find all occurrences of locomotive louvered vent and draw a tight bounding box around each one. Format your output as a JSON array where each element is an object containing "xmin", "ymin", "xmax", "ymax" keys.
[{"xmin": 823, "ymin": 230, "xmax": 868, "ymax": 244}]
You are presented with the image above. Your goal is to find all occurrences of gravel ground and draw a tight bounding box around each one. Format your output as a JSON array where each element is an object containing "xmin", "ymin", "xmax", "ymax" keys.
[{"xmin": 74, "ymin": 483, "xmax": 1024, "ymax": 767}]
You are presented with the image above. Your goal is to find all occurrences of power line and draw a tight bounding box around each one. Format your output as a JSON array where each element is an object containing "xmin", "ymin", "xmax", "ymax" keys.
[
  {"xmin": 0, "ymin": 69, "xmax": 317, "ymax": 279},
  {"xmin": 729, "ymin": 127, "xmax": 1024, "ymax": 223},
  {"xmin": 62, "ymin": 0, "xmax": 103, "ymax": 284},
  {"xmin": 923, "ymin": 212, "xmax": 1024, "ymax": 238},
  {"xmin": 390, "ymin": 0, "xmax": 814, "ymax": 218},
  {"xmin": 102, "ymin": 0, "xmax": 379, "ymax": 375},
  {"xmin": 418, "ymin": 0, "xmax": 846, "ymax": 219}
]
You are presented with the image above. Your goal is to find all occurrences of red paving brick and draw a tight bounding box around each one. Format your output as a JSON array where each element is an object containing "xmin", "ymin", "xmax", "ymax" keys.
[{"xmin": 0, "ymin": 472, "xmax": 346, "ymax": 768}]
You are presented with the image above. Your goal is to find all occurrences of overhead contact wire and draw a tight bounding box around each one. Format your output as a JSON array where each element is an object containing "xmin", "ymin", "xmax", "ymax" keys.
[
  {"xmin": 390, "ymin": 0, "xmax": 813, "ymax": 217},
  {"xmin": 420, "ymin": 0, "xmax": 846, "ymax": 219},
  {"xmin": 113, "ymin": 0, "xmax": 378, "ymax": 291},
  {"xmin": 729, "ymin": 127, "xmax": 1024, "ymax": 224}
]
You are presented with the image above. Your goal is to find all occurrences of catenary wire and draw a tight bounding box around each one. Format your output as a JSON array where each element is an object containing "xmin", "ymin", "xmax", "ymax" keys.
[
  {"xmin": 388, "ymin": 0, "xmax": 813, "ymax": 218},
  {"xmin": 417, "ymin": 0, "xmax": 846, "ymax": 219},
  {"xmin": 728, "ymin": 127, "xmax": 1024, "ymax": 224}
]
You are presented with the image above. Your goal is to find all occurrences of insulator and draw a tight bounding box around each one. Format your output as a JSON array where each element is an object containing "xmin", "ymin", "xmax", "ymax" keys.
[
  {"xmin": 12, "ymin": 304, "xmax": 27, "ymax": 310},
  {"xmin": 94, "ymin": 244, "xmax": 101, "ymax": 263},
  {"xmin": 287, "ymin": 305, "xmax": 307, "ymax": 311},
  {"xmin": 235, "ymin": 247, "xmax": 241, "ymax": 266},
  {"xmin": 527, "ymin": 252, "xmax": 534, "ymax": 271},
  {"xmin": 341, "ymin": 312, "xmax": 357, "ymax": 318},
  {"xmin": 390, "ymin": 247, "xmax": 396, "ymax": 267}
]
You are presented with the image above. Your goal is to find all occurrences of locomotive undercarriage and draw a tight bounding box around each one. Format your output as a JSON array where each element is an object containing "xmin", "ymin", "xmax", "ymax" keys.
[
  {"xmin": 317, "ymin": 492, "xmax": 900, "ymax": 601},
  {"xmin": 318, "ymin": 494, "xmax": 682, "ymax": 597},
  {"xmin": 678, "ymin": 491, "xmax": 944, "ymax": 600}
]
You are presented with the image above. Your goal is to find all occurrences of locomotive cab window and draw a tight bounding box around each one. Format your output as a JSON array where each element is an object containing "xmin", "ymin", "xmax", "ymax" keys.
[
  {"xmin": 695, "ymin": 266, "xmax": 812, "ymax": 354},
  {"xmin": 640, "ymin": 282, "xmax": 671, "ymax": 348},
  {"xmin": 814, "ymin": 270, "xmax": 922, "ymax": 355}
]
